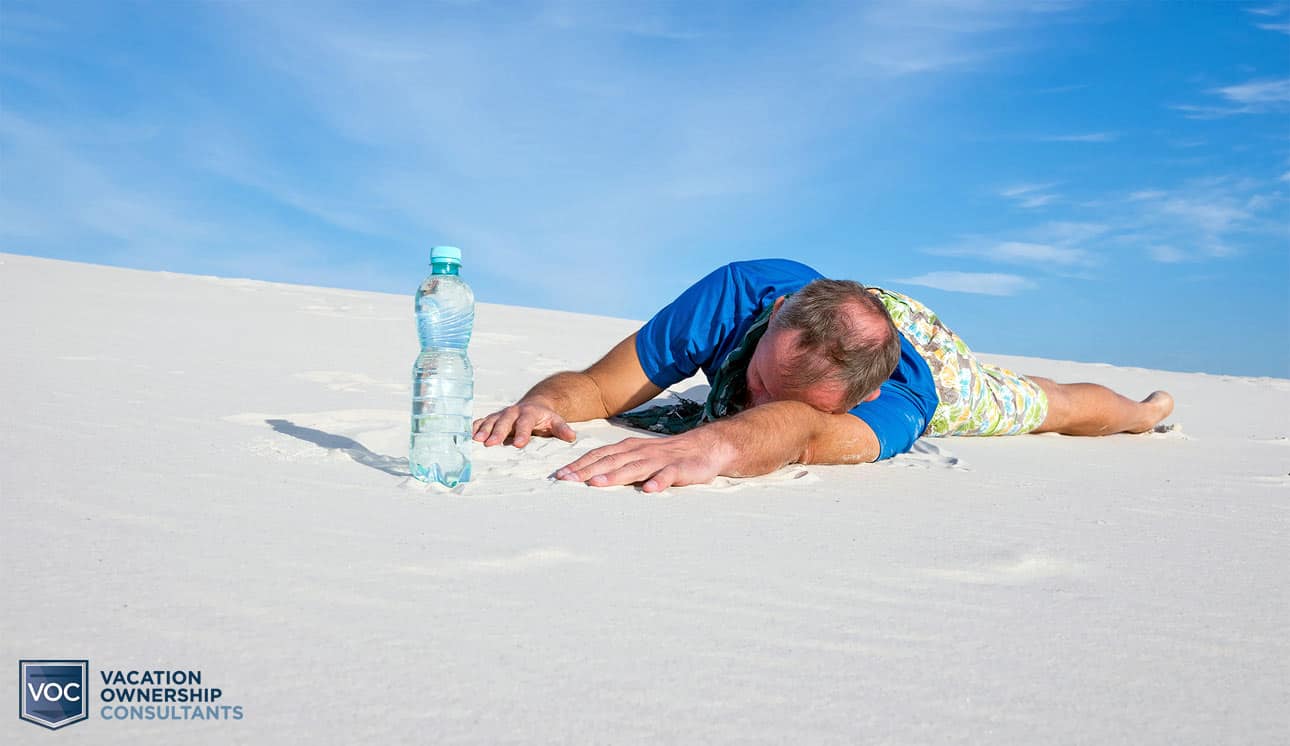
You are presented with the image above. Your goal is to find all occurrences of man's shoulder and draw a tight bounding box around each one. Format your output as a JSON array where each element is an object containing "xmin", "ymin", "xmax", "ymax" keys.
[
  {"xmin": 716, "ymin": 259, "xmax": 825, "ymax": 301},
  {"xmin": 725, "ymin": 258, "xmax": 823, "ymax": 280}
]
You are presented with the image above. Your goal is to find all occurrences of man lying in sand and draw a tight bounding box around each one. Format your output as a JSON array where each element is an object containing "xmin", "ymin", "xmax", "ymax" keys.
[{"xmin": 473, "ymin": 259, "xmax": 1174, "ymax": 491}]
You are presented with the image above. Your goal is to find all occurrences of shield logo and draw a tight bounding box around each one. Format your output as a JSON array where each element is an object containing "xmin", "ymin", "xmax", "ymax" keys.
[{"xmin": 19, "ymin": 660, "xmax": 89, "ymax": 730}]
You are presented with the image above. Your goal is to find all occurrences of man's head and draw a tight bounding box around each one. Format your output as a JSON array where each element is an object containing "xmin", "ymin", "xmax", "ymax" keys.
[{"xmin": 744, "ymin": 279, "xmax": 901, "ymax": 413}]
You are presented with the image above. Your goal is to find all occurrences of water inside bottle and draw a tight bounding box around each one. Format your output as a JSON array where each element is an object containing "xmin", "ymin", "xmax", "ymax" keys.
[{"xmin": 410, "ymin": 270, "xmax": 475, "ymax": 487}]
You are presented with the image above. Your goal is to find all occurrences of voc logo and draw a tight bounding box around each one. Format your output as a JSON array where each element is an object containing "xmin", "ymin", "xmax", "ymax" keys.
[{"xmin": 19, "ymin": 660, "xmax": 89, "ymax": 730}]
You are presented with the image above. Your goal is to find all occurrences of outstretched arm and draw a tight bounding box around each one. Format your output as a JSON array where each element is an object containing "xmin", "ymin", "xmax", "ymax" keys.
[
  {"xmin": 472, "ymin": 332, "xmax": 663, "ymax": 448},
  {"xmin": 555, "ymin": 400, "xmax": 881, "ymax": 491}
]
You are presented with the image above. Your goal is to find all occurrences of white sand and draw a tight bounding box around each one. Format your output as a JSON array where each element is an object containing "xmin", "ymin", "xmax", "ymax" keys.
[{"xmin": 2, "ymin": 252, "xmax": 1287, "ymax": 744}]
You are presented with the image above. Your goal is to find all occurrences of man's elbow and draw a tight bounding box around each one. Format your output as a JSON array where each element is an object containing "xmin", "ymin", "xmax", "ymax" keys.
[
  {"xmin": 801, "ymin": 444, "xmax": 878, "ymax": 466},
  {"xmin": 800, "ymin": 417, "xmax": 881, "ymax": 465}
]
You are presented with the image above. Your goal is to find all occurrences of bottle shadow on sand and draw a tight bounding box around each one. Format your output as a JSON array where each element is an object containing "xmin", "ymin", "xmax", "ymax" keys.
[{"xmin": 264, "ymin": 419, "xmax": 411, "ymax": 478}]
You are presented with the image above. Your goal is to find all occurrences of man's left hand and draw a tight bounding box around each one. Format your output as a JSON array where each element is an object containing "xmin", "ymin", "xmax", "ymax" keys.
[{"xmin": 553, "ymin": 430, "xmax": 736, "ymax": 493}]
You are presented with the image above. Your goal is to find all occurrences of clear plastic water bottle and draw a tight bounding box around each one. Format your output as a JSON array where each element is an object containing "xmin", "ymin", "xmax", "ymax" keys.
[{"xmin": 410, "ymin": 246, "xmax": 475, "ymax": 486}]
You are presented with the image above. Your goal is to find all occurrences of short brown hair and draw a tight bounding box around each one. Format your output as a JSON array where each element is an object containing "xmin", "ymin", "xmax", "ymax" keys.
[{"xmin": 770, "ymin": 279, "xmax": 901, "ymax": 405}]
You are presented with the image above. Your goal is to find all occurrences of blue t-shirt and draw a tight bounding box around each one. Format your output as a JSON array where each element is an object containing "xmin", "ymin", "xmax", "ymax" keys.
[{"xmin": 634, "ymin": 259, "xmax": 939, "ymax": 460}]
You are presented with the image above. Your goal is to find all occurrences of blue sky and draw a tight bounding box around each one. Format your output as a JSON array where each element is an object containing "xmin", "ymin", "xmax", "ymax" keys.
[{"xmin": 2, "ymin": 1, "xmax": 1287, "ymax": 376}]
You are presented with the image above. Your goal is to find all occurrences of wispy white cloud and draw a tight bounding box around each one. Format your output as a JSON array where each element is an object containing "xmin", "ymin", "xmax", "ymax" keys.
[
  {"xmin": 999, "ymin": 183, "xmax": 1059, "ymax": 208},
  {"xmin": 1017, "ymin": 194, "xmax": 1057, "ymax": 208},
  {"xmin": 1175, "ymin": 76, "xmax": 1290, "ymax": 118},
  {"xmin": 922, "ymin": 219, "xmax": 1107, "ymax": 271},
  {"xmin": 1028, "ymin": 221, "xmax": 1112, "ymax": 246},
  {"xmin": 1149, "ymin": 245, "xmax": 1188, "ymax": 263},
  {"xmin": 0, "ymin": 111, "xmax": 213, "ymax": 248},
  {"xmin": 1111, "ymin": 176, "xmax": 1286, "ymax": 262},
  {"xmin": 929, "ymin": 240, "xmax": 1093, "ymax": 266},
  {"xmin": 895, "ymin": 271, "xmax": 1034, "ymax": 296},
  {"xmin": 1035, "ymin": 83, "xmax": 1089, "ymax": 94},
  {"xmin": 0, "ymin": 109, "xmax": 407, "ymax": 291},
  {"xmin": 186, "ymin": 125, "xmax": 391, "ymax": 237},
  {"xmin": 940, "ymin": 173, "xmax": 1285, "ymax": 271},
  {"xmin": 1248, "ymin": 1, "xmax": 1290, "ymax": 31},
  {"xmin": 999, "ymin": 183, "xmax": 1055, "ymax": 197},
  {"xmin": 1170, "ymin": 104, "xmax": 1239, "ymax": 119},
  {"xmin": 825, "ymin": 0, "xmax": 1077, "ymax": 76},
  {"xmin": 1155, "ymin": 198, "xmax": 1250, "ymax": 238},
  {"xmin": 1036, "ymin": 132, "xmax": 1118, "ymax": 143},
  {"xmin": 1215, "ymin": 77, "xmax": 1290, "ymax": 105},
  {"xmin": 539, "ymin": 1, "xmax": 706, "ymax": 41}
]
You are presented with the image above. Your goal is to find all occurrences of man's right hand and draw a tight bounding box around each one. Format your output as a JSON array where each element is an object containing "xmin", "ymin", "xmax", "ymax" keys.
[
  {"xmin": 472, "ymin": 400, "xmax": 577, "ymax": 448},
  {"xmin": 470, "ymin": 333, "xmax": 661, "ymax": 450}
]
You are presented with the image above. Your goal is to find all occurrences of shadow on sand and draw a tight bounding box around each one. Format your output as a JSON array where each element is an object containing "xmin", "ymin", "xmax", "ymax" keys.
[{"xmin": 265, "ymin": 419, "xmax": 411, "ymax": 478}]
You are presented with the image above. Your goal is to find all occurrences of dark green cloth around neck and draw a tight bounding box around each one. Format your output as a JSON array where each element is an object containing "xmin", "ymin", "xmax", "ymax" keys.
[{"xmin": 614, "ymin": 302, "xmax": 777, "ymax": 435}]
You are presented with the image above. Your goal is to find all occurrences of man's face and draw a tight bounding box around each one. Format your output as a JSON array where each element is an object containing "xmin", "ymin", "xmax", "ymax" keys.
[{"xmin": 744, "ymin": 325, "xmax": 854, "ymax": 414}]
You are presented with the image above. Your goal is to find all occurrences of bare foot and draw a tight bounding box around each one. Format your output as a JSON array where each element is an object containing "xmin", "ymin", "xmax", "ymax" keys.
[{"xmin": 1129, "ymin": 390, "xmax": 1174, "ymax": 433}]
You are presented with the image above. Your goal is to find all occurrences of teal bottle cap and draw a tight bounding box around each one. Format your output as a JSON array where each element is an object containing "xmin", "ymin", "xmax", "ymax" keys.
[{"xmin": 430, "ymin": 245, "xmax": 462, "ymax": 264}]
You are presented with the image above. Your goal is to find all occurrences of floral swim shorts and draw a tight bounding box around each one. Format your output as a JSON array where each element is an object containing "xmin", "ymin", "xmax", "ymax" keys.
[{"xmin": 867, "ymin": 287, "xmax": 1049, "ymax": 437}]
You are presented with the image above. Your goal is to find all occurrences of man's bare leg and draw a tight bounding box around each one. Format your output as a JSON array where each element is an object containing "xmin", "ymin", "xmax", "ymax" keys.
[{"xmin": 1027, "ymin": 376, "xmax": 1174, "ymax": 436}]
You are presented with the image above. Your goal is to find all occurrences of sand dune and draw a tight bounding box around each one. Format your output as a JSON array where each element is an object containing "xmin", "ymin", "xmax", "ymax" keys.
[{"xmin": 2, "ymin": 252, "xmax": 1286, "ymax": 744}]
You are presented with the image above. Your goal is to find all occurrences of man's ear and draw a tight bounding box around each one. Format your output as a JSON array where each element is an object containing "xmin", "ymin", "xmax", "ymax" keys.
[
  {"xmin": 861, "ymin": 389, "xmax": 881, "ymax": 403},
  {"xmin": 771, "ymin": 295, "xmax": 786, "ymax": 315}
]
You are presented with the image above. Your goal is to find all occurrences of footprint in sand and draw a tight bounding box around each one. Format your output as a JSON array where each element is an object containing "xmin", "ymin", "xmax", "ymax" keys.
[
  {"xmin": 686, "ymin": 466, "xmax": 819, "ymax": 493},
  {"xmin": 471, "ymin": 332, "xmax": 523, "ymax": 346},
  {"xmin": 884, "ymin": 439, "xmax": 966, "ymax": 470},
  {"xmin": 295, "ymin": 371, "xmax": 405, "ymax": 395},
  {"xmin": 395, "ymin": 548, "xmax": 596, "ymax": 577},
  {"xmin": 525, "ymin": 356, "xmax": 571, "ymax": 376},
  {"xmin": 472, "ymin": 436, "xmax": 583, "ymax": 481},
  {"xmin": 1247, "ymin": 474, "xmax": 1290, "ymax": 488},
  {"xmin": 922, "ymin": 551, "xmax": 1083, "ymax": 586},
  {"xmin": 298, "ymin": 300, "xmax": 401, "ymax": 321}
]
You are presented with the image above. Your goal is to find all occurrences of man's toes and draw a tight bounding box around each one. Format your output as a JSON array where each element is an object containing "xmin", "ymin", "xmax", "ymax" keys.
[
  {"xmin": 1144, "ymin": 390, "xmax": 1175, "ymax": 418},
  {"xmin": 1131, "ymin": 390, "xmax": 1174, "ymax": 433}
]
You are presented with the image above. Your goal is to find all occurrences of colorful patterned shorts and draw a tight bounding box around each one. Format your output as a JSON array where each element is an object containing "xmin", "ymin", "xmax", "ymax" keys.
[{"xmin": 868, "ymin": 288, "xmax": 1049, "ymax": 437}]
